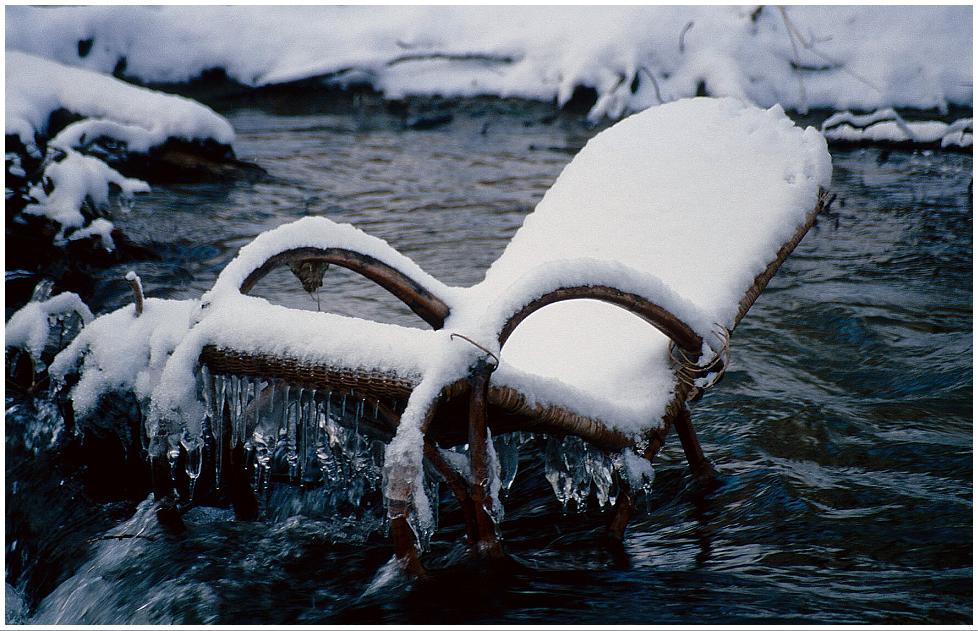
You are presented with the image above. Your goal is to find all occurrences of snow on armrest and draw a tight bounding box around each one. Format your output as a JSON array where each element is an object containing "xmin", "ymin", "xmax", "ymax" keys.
[
  {"xmin": 204, "ymin": 216, "xmax": 455, "ymax": 327},
  {"xmin": 472, "ymin": 258, "xmax": 715, "ymax": 357}
]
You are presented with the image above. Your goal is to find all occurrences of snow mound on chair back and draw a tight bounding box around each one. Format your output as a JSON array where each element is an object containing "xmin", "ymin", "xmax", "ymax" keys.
[{"xmin": 481, "ymin": 97, "xmax": 831, "ymax": 433}]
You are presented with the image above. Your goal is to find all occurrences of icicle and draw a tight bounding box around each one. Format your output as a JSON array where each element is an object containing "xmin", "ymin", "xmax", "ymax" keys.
[
  {"xmin": 251, "ymin": 380, "xmax": 274, "ymax": 493},
  {"xmin": 166, "ymin": 432, "xmax": 181, "ymax": 481},
  {"xmin": 199, "ymin": 365, "xmax": 214, "ymax": 437},
  {"xmin": 544, "ymin": 436, "xmax": 569, "ymax": 510},
  {"xmin": 368, "ymin": 439, "xmax": 386, "ymax": 491},
  {"xmin": 424, "ymin": 473, "xmax": 440, "ymax": 542},
  {"xmin": 239, "ymin": 377, "xmax": 253, "ymax": 449},
  {"xmin": 256, "ymin": 380, "xmax": 265, "ymax": 434},
  {"xmin": 351, "ymin": 398, "xmax": 367, "ymax": 470},
  {"xmin": 613, "ymin": 450, "xmax": 655, "ymax": 497},
  {"xmin": 316, "ymin": 393, "xmax": 339, "ymax": 488},
  {"xmin": 181, "ymin": 429, "xmax": 203, "ymax": 500},
  {"xmin": 301, "ymin": 389, "xmax": 321, "ymax": 485},
  {"xmin": 563, "ymin": 436, "xmax": 590, "ymax": 512},
  {"xmin": 237, "ymin": 376, "xmax": 248, "ymax": 449},
  {"xmin": 289, "ymin": 388, "xmax": 304, "ymax": 481},
  {"xmin": 586, "ymin": 445, "xmax": 614, "ymax": 509},
  {"xmin": 493, "ymin": 432, "xmax": 520, "ymax": 494},
  {"xmin": 239, "ymin": 377, "xmax": 251, "ymax": 447},
  {"xmin": 608, "ymin": 474, "xmax": 621, "ymax": 507},
  {"xmin": 213, "ymin": 373, "xmax": 227, "ymax": 490},
  {"xmin": 341, "ymin": 396, "xmax": 365, "ymax": 507},
  {"xmin": 227, "ymin": 375, "xmax": 240, "ymax": 448},
  {"xmin": 485, "ymin": 429, "xmax": 505, "ymax": 523}
]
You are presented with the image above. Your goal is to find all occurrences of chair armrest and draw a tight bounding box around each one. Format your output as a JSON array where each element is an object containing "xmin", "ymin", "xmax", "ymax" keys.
[
  {"xmin": 483, "ymin": 258, "xmax": 714, "ymax": 359},
  {"xmin": 204, "ymin": 217, "xmax": 452, "ymax": 329}
]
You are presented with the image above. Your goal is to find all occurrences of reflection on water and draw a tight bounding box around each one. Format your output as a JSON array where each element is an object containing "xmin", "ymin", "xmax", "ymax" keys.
[{"xmin": 6, "ymin": 104, "xmax": 972, "ymax": 624}]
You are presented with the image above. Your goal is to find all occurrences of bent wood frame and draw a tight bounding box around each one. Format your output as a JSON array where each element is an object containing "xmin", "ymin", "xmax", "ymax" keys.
[
  {"xmin": 239, "ymin": 247, "xmax": 450, "ymax": 329},
  {"xmin": 199, "ymin": 190, "xmax": 826, "ymax": 571}
]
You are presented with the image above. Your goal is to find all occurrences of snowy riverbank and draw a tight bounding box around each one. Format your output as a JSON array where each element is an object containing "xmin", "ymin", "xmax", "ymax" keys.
[{"xmin": 7, "ymin": 5, "xmax": 972, "ymax": 122}]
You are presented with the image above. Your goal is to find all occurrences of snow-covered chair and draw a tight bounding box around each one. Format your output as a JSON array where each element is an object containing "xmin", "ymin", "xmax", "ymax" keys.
[{"xmin": 139, "ymin": 98, "xmax": 831, "ymax": 571}]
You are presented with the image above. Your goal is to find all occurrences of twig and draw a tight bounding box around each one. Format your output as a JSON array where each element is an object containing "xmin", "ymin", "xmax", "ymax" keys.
[
  {"xmin": 679, "ymin": 21, "xmax": 695, "ymax": 53},
  {"xmin": 387, "ymin": 52, "xmax": 516, "ymax": 67},
  {"xmin": 778, "ymin": 6, "xmax": 808, "ymax": 113},
  {"xmin": 638, "ymin": 67, "xmax": 666, "ymax": 105},
  {"xmin": 449, "ymin": 333, "xmax": 499, "ymax": 368},
  {"xmin": 778, "ymin": 6, "xmax": 880, "ymax": 93},
  {"xmin": 125, "ymin": 270, "xmax": 143, "ymax": 317}
]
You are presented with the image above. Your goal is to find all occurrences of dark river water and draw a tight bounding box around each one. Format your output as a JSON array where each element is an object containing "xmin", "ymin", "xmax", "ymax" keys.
[{"xmin": 6, "ymin": 100, "xmax": 973, "ymax": 624}]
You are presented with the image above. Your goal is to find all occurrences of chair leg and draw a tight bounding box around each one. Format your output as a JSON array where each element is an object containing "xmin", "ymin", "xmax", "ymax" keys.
[
  {"xmin": 424, "ymin": 441, "xmax": 479, "ymax": 545},
  {"xmin": 228, "ymin": 441, "xmax": 259, "ymax": 520},
  {"xmin": 148, "ymin": 429, "xmax": 188, "ymax": 535},
  {"xmin": 389, "ymin": 510, "xmax": 427, "ymax": 577},
  {"xmin": 607, "ymin": 478, "xmax": 634, "ymax": 543},
  {"xmin": 385, "ymin": 452, "xmax": 429, "ymax": 577},
  {"xmin": 606, "ymin": 426, "xmax": 669, "ymax": 542},
  {"xmin": 671, "ymin": 404, "xmax": 717, "ymax": 482},
  {"xmin": 467, "ymin": 360, "xmax": 505, "ymax": 559}
]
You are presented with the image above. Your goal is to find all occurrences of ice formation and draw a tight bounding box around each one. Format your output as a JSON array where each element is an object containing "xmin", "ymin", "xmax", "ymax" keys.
[
  {"xmin": 45, "ymin": 97, "xmax": 832, "ymax": 543},
  {"xmin": 6, "ymin": 6, "xmax": 971, "ymax": 121}
]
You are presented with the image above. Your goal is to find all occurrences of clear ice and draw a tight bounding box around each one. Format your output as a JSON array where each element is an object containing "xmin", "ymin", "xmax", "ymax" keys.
[
  {"xmin": 193, "ymin": 372, "xmax": 399, "ymax": 537},
  {"xmin": 190, "ymin": 371, "xmax": 646, "ymax": 540},
  {"xmin": 543, "ymin": 435, "xmax": 636, "ymax": 512}
]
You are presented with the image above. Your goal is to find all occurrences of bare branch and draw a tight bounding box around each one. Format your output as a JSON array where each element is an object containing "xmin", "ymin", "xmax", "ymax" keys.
[
  {"xmin": 638, "ymin": 66, "xmax": 666, "ymax": 105},
  {"xmin": 386, "ymin": 52, "xmax": 516, "ymax": 67},
  {"xmin": 679, "ymin": 21, "xmax": 694, "ymax": 53}
]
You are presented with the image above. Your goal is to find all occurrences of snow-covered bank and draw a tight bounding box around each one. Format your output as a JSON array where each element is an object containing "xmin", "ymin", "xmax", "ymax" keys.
[
  {"xmin": 6, "ymin": 52, "xmax": 248, "ymax": 257},
  {"xmin": 6, "ymin": 5, "xmax": 972, "ymax": 121},
  {"xmin": 6, "ymin": 51, "xmax": 233, "ymax": 150}
]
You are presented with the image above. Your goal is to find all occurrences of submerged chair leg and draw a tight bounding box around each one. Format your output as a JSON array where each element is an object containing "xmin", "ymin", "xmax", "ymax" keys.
[
  {"xmin": 671, "ymin": 404, "xmax": 717, "ymax": 483},
  {"xmin": 385, "ymin": 406, "xmax": 441, "ymax": 578},
  {"xmin": 148, "ymin": 429, "xmax": 187, "ymax": 535},
  {"xmin": 424, "ymin": 441, "xmax": 479, "ymax": 545},
  {"xmin": 607, "ymin": 425, "xmax": 669, "ymax": 542},
  {"xmin": 607, "ymin": 478, "xmax": 634, "ymax": 543},
  {"xmin": 389, "ymin": 510, "xmax": 427, "ymax": 577},
  {"xmin": 228, "ymin": 442, "xmax": 259, "ymax": 520},
  {"xmin": 467, "ymin": 360, "xmax": 505, "ymax": 559}
]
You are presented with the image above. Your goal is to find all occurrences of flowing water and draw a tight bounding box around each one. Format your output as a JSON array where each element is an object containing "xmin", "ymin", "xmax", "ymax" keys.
[{"xmin": 5, "ymin": 101, "xmax": 972, "ymax": 624}]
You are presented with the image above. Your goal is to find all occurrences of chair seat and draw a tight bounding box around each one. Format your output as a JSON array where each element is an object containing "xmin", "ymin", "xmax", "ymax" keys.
[{"xmin": 198, "ymin": 294, "xmax": 675, "ymax": 446}]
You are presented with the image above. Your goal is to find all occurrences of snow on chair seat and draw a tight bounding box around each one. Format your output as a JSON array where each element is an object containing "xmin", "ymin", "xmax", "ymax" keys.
[{"xmin": 52, "ymin": 97, "xmax": 831, "ymax": 573}]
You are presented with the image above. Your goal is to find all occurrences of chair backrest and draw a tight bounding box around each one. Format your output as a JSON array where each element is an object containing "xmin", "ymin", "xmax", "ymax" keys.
[{"xmin": 478, "ymin": 97, "xmax": 832, "ymax": 330}]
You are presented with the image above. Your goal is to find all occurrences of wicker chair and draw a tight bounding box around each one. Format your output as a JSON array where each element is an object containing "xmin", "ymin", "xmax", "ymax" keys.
[{"xmin": 174, "ymin": 98, "xmax": 830, "ymax": 573}]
